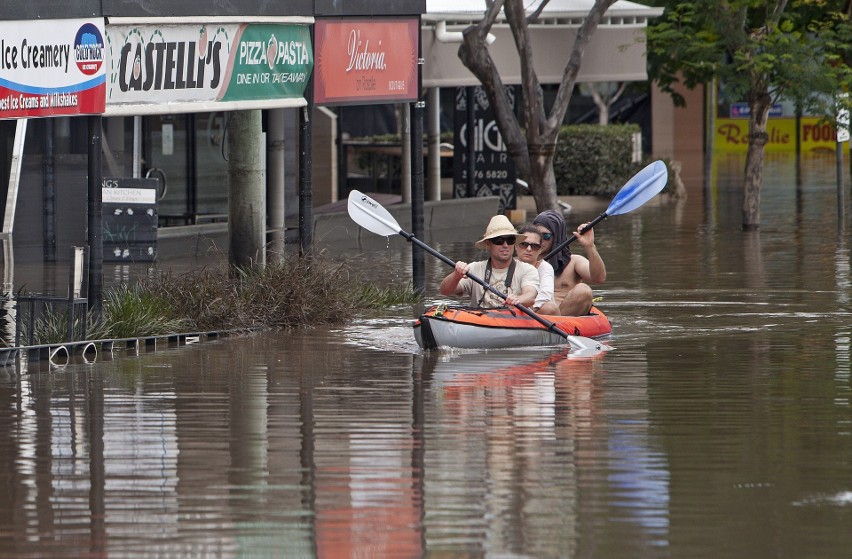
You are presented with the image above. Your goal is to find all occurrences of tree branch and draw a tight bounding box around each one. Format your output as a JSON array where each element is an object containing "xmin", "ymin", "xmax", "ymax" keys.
[
  {"xmin": 547, "ymin": 0, "xmax": 618, "ymax": 134},
  {"xmin": 526, "ymin": 0, "xmax": 550, "ymax": 25},
  {"xmin": 505, "ymin": 0, "xmax": 545, "ymax": 138},
  {"xmin": 459, "ymin": 1, "xmax": 531, "ymax": 177}
]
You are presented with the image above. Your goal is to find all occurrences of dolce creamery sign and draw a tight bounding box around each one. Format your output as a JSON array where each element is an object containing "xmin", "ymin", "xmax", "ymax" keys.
[
  {"xmin": 105, "ymin": 22, "xmax": 313, "ymax": 115},
  {"xmin": 0, "ymin": 18, "xmax": 106, "ymax": 119}
]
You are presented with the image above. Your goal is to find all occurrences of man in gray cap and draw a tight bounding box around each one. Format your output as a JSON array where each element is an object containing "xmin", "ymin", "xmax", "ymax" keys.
[{"xmin": 439, "ymin": 215, "xmax": 539, "ymax": 308}]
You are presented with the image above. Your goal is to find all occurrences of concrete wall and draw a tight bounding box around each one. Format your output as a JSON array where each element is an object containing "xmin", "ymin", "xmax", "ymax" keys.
[
  {"xmin": 313, "ymin": 196, "xmax": 499, "ymax": 246},
  {"xmin": 651, "ymin": 79, "xmax": 706, "ymax": 189},
  {"xmin": 312, "ymin": 108, "xmax": 338, "ymax": 208}
]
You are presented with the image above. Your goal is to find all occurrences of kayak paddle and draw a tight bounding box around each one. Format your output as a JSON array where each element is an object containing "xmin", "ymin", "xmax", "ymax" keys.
[
  {"xmin": 542, "ymin": 160, "xmax": 669, "ymax": 261},
  {"xmin": 347, "ymin": 190, "xmax": 609, "ymax": 353}
]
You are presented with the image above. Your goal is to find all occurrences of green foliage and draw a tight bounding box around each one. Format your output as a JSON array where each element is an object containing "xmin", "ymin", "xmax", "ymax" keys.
[
  {"xmin": 353, "ymin": 282, "xmax": 422, "ymax": 309},
  {"xmin": 553, "ymin": 124, "xmax": 641, "ymax": 195},
  {"xmin": 22, "ymin": 304, "xmax": 110, "ymax": 345},
  {"xmin": 15, "ymin": 254, "xmax": 419, "ymax": 345},
  {"xmin": 647, "ymin": 0, "xmax": 852, "ymax": 118},
  {"xmin": 135, "ymin": 254, "xmax": 418, "ymax": 332},
  {"xmin": 102, "ymin": 283, "xmax": 191, "ymax": 338}
]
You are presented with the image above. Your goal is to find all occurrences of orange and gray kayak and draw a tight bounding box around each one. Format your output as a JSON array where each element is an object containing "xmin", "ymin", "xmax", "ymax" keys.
[{"xmin": 413, "ymin": 304, "xmax": 612, "ymax": 350}]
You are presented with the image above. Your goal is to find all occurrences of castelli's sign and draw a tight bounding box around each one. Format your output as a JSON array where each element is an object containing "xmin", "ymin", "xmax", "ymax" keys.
[
  {"xmin": 105, "ymin": 22, "xmax": 312, "ymax": 114},
  {"xmin": 314, "ymin": 18, "xmax": 418, "ymax": 105},
  {"xmin": 0, "ymin": 18, "xmax": 106, "ymax": 119}
]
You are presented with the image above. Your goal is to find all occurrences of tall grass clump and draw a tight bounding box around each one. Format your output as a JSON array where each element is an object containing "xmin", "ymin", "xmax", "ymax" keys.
[
  {"xmin": 353, "ymin": 281, "xmax": 421, "ymax": 309},
  {"xmin": 16, "ymin": 253, "xmax": 419, "ymax": 344},
  {"xmin": 20, "ymin": 304, "xmax": 110, "ymax": 345},
  {"xmin": 137, "ymin": 252, "xmax": 419, "ymax": 331},
  {"xmin": 103, "ymin": 283, "xmax": 191, "ymax": 338}
]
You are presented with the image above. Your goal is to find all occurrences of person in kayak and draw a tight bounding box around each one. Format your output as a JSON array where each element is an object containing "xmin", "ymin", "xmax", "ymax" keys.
[
  {"xmin": 533, "ymin": 209, "xmax": 606, "ymax": 316},
  {"xmin": 439, "ymin": 215, "xmax": 539, "ymax": 308},
  {"xmin": 514, "ymin": 224, "xmax": 560, "ymax": 316}
]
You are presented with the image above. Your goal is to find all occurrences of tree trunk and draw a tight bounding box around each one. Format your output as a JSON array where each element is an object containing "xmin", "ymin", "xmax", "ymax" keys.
[
  {"xmin": 743, "ymin": 94, "xmax": 771, "ymax": 230},
  {"xmin": 529, "ymin": 152, "xmax": 558, "ymax": 211},
  {"xmin": 457, "ymin": 0, "xmax": 617, "ymax": 215}
]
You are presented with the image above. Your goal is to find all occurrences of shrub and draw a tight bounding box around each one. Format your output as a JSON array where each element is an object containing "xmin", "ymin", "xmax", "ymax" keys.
[
  {"xmin": 135, "ymin": 253, "xmax": 420, "ymax": 332},
  {"xmin": 14, "ymin": 254, "xmax": 421, "ymax": 345},
  {"xmin": 553, "ymin": 124, "xmax": 642, "ymax": 196}
]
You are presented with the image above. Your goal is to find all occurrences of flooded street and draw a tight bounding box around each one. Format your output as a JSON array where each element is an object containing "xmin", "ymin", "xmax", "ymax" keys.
[{"xmin": 2, "ymin": 153, "xmax": 852, "ymax": 558}]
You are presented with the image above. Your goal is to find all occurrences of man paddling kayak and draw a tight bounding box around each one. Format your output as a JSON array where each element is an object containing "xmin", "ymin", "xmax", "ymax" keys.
[{"xmin": 439, "ymin": 215, "xmax": 539, "ymax": 308}]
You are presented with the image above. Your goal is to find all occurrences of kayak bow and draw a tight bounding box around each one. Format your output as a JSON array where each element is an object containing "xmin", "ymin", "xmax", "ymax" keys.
[{"xmin": 414, "ymin": 305, "xmax": 612, "ymax": 350}]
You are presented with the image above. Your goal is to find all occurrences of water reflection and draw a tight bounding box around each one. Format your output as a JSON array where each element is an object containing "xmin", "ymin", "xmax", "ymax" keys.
[{"xmin": 1, "ymin": 153, "xmax": 852, "ymax": 557}]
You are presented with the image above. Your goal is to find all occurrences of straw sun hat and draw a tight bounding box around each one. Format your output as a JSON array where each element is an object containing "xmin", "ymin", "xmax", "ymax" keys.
[{"xmin": 474, "ymin": 215, "xmax": 527, "ymax": 250}]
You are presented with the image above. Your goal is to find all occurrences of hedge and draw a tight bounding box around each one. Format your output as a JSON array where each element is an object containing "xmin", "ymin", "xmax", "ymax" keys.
[{"xmin": 553, "ymin": 124, "xmax": 642, "ymax": 196}]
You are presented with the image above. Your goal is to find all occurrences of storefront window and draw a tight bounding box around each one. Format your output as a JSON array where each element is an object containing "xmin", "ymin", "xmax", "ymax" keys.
[{"xmin": 194, "ymin": 112, "xmax": 228, "ymax": 216}]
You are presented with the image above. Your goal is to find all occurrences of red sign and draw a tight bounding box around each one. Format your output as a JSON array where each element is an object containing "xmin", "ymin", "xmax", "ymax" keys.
[
  {"xmin": 0, "ymin": 19, "xmax": 105, "ymax": 119},
  {"xmin": 314, "ymin": 18, "xmax": 418, "ymax": 105}
]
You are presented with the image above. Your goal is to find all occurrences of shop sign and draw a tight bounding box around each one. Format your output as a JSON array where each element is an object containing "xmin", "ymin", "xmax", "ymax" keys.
[
  {"xmin": 105, "ymin": 23, "xmax": 312, "ymax": 114},
  {"xmin": 729, "ymin": 103, "xmax": 783, "ymax": 118},
  {"xmin": 452, "ymin": 86, "xmax": 518, "ymax": 212},
  {"xmin": 0, "ymin": 18, "xmax": 106, "ymax": 119},
  {"xmin": 715, "ymin": 117, "xmax": 839, "ymax": 153},
  {"xmin": 102, "ymin": 177, "xmax": 158, "ymax": 262},
  {"xmin": 314, "ymin": 18, "xmax": 418, "ymax": 105}
]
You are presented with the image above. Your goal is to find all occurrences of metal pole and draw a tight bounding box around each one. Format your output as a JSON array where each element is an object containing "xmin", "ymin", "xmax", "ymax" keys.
[
  {"xmin": 837, "ymin": 140, "xmax": 845, "ymax": 223},
  {"xmin": 401, "ymin": 103, "xmax": 412, "ymax": 204},
  {"xmin": 703, "ymin": 79, "xmax": 715, "ymax": 194},
  {"xmin": 3, "ymin": 119, "xmax": 27, "ymax": 235},
  {"xmin": 87, "ymin": 115, "xmax": 103, "ymax": 315},
  {"xmin": 411, "ymin": 18, "xmax": 425, "ymax": 294},
  {"xmin": 427, "ymin": 87, "xmax": 441, "ymax": 201},
  {"xmin": 133, "ymin": 115, "xmax": 142, "ymax": 178},
  {"xmin": 268, "ymin": 108, "xmax": 286, "ymax": 261},
  {"xmin": 299, "ymin": 45, "xmax": 314, "ymax": 256},
  {"xmin": 466, "ymin": 86, "xmax": 476, "ymax": 198},
  {"xmin": 44, "ymin": 119, "xmax": 56, "ymax": 262},
  {"xmin": 228, "ymin": 110, "xmax": 266, "ymax": 269}
]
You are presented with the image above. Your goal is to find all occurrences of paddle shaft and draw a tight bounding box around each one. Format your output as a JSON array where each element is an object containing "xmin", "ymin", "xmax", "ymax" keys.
[
  {"xmin": 400, "ymin": 231, "xmax": 578, "ymax": 342},
  {"xmin": 541, "ymin": 211, "xmax": 608, "ymax": 262}
]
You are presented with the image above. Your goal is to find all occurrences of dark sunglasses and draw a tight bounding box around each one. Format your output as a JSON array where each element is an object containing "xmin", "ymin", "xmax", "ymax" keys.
[
  {"xmin": 519, "ymin": 241, "xmax": 542, "ymax": 250},
  {"xmin": 539, "ymin": 232, "xmax": 553, "ymax": 241},
  {"xmin": 489, "ymin": 236, "xmax": 516, "ymax": 246}
]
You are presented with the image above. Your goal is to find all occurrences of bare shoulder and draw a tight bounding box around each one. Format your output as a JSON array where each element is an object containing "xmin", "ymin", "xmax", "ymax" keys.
[{"xmin": 555, "ymin": 255, "xmax": 589, "ymax": 288}]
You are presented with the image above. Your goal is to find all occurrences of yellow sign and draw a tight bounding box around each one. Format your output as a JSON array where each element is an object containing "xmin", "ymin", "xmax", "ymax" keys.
[{"xmin": 715, "ymin": 117, "xmax": 838, "ymax": 153}]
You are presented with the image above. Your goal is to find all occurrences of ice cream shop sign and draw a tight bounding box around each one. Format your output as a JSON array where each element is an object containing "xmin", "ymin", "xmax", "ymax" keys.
[{"xmin": 0, "ymin": 18, "xmax": 106, "ymax": 119}]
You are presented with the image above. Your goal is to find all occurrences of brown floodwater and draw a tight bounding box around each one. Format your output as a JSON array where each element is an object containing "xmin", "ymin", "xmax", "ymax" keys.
[{"xmin": 1, "ymin": 153, "xmax": 851, "ymax": 558}]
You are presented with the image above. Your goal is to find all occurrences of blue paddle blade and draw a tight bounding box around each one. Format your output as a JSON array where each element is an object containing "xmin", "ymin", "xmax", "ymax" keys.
[{"xmin": 606, "ymin": 160, "xmax": 668, "ymax": 216}]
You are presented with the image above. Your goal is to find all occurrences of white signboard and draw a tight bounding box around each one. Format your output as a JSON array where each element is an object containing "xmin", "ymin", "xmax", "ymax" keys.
[
  {"xmin": 102, "ymin": 187, "xmax": 156, "ymax": 204},
  {"xmin": 837, "ymin": 93, "xmax": 849, "ymax": 143},
  {"xmin": 105, "ymin": 22, "xmax": 313, "ymax": 115},
  {"xmin": 0, "ymin": 18, "xmax": 106, "ymax": 119}
]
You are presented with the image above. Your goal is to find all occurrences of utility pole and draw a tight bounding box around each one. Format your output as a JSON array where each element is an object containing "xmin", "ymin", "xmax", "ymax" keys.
[{"xmin": 228, "ymin": 110, "xmax": 266, "ymax": 269}]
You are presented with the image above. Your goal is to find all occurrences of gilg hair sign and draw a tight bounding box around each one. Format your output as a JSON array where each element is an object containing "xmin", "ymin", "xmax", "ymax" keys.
[{"xmin": 314, "ymin": 18, "xmax": 418, "ymax": 106}]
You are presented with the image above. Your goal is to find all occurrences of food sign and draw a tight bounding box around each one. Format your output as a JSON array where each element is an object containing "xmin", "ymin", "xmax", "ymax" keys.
[{"xmin": 105, "ymin": 23, "xmax": 313, "ymax": 114}]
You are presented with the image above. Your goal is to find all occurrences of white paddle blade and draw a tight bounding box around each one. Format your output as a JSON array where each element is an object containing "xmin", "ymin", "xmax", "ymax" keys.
[
  {"xmin": 606, "ymin": 160, "xmax": 668, "ymax": 216},
  {"xmin": 567, "ymin": 335, "xmax": 612, "ymax": 353},
  {"xmin": 347, "ymin": 190, "xmax": 403, "ymax": 237}
]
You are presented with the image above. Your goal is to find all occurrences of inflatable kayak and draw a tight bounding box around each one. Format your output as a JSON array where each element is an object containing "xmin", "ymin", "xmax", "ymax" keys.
[{"xmin": 413, "ymin": 304, "xmax": 612, "ymax": 350}]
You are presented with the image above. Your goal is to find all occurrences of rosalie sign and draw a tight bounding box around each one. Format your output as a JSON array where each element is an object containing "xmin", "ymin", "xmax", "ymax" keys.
[
  {"xmin": 0, "ymin": 18, "xmax": 106, "ymax": 119},
  {"xmin": 105, "ymin": 23, "xmax": 313, "ymax": 114}
]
